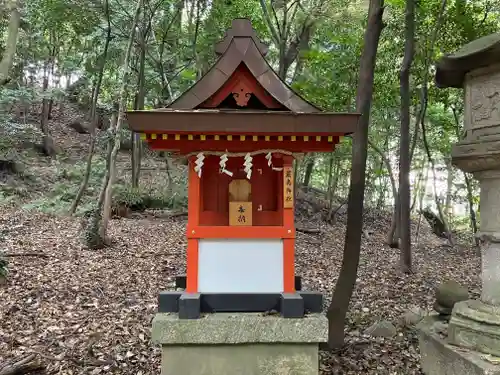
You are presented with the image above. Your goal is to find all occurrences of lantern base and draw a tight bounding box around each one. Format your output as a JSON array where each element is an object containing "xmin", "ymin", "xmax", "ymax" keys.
[
  {"xmin": 158, "ymin": 291, "xmax": 323, "ymax": 319},
  {"xmin": 418, "ymin": 315, "xmax": 500, "ymax": 375},
  {"xmin": 152, "ymin": 312, "xmax": 327, "ymax": 375}
]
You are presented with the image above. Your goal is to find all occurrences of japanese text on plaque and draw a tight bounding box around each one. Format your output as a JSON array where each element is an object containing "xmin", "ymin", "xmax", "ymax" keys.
[{"xmin": 283, "ymin": 167, "xmax": 294, "ymax": 208}]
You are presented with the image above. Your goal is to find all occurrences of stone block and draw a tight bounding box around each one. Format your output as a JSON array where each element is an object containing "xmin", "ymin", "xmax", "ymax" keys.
[
  {"xmin": 280, "ymin": 293, "xmax": 304, "ymax": 318},
  {"xmin": 152, "ymin": 312, "xmax": 328, "ymax": 344},
  {"xmin": 152, "ymin": 313, "xmax": 328, "ymax": 375},
  {"xmin": 178, "ymin": 293, "xmax": 201, "ymax": 319},
  {"xmin": 448, "ymin": 300, "xmax": 500, "ymax": 357},
  {"xmin": 159, "ymin": 343, "xmax": 318, "ymax": 375},
  {"xmin": 418, "ymin": 316, "xmax": 500, "ymax": 375},
  {"xmin": 158, "ymin": 291, "xmax": 181, "ymax": 313}
]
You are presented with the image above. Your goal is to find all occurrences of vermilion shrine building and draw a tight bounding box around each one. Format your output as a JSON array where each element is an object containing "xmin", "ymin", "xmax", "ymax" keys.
[{"xmin": 126, "ymin": 18, "xmax": 359, "ymax": 319}]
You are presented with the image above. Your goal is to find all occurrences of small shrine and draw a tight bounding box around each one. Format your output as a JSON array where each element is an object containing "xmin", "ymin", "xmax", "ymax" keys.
[
  {"xmin": 127, "ymin": 18, "xmax": 359, "ymax": 317},
  {"xmin": 127, "ymin": 18, "xmax": 359, "ymax": 375}
]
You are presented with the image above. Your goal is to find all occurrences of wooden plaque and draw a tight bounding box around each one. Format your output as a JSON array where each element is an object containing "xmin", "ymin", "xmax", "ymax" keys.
[
  {"xmin": 229, "ymin": 202, "xmax": 253, "ymax": 226},
  {"xmin": 283, "ymin": 166, "xmax": 294, "ymax": 208},
  {"xmin": 229, "ymin": 179, "xmax": 251, "ymax": 202}
]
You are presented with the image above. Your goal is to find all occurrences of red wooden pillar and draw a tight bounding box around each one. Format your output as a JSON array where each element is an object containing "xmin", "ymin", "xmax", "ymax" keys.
[
  {"xmin": 282, "ymin": 155, "xmax": 295, "ymax": 293},
  {"xmin": 186, "ymin": 156, "xmax": 200, "ymax": 293}
]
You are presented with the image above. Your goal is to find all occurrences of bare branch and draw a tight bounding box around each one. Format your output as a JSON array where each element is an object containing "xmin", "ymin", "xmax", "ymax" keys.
[{"xmin": 259, "ymin": 0, "xmax": 281, "ymax": 45}]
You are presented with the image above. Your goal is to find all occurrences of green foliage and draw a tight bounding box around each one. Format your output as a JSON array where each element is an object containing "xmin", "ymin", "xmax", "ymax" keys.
[
  {"xmin": 0, "ymin": 87, "xmax": 42, "ymax": 151},
  {"xmin": 22, "ymin": 158, "xmax": 107, "ymax": 215},
  {"xmin": 113, "ymin": 183, "xmax": 187, "ymax": 212}
]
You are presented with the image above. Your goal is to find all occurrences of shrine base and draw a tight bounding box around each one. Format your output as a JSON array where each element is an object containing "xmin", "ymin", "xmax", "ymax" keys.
[
  {"xmin": 152, "ymin": 312, "xmax": 328, "ymax": 375},
  {"xmin": 418, "ymin": 315, "xmax": 500, "ymax": 375}
]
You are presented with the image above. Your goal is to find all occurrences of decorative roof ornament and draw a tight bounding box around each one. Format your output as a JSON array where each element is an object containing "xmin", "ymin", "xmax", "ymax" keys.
[{"xmin": 215, "ymin": 18, "xmax": 269, "ymax": 56}]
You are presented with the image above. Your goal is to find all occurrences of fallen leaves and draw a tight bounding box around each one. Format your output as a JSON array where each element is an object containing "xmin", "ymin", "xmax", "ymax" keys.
[{"xmin": 0, "ymin": 205, "xmax": 481, "ymax": 374}]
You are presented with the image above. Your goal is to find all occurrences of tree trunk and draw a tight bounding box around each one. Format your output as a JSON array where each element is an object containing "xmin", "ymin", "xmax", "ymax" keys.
[
  {"xmin": 47, "ymin": 45, "xmax": 57, "ymax": 120},
  {"xmin": 451, "ymin": 105, "xmax": 478, "ymax": 245},
  {"xmin": 327, "ymin": 0, "xmax": 385, "ymax": 349},
  {"xmin": 69, "ymin": 0, "xmax": 112, "ymax": 215},
  {"xmin": 398, "ymin": 0, "xmax": 415, "ymax": 273},
  {"xmin": 388, "ymin": 0, "xmax": 446, "ymax": 245},
  {"xmin": 326, "ymin": 153, "xmax": 335, "ymax": 202},
  {"xmin": 40, "ymin": 61, "xmax": 56, "ymax": 157},
  {"xmin": 415, "ymin": 163, "xmax": 429, "ymax": 246},
  {"xmin": 463, "ymin": 171, "xmax": 479, "ymax": 246},
  {"xmin": 368, "ymin": 139, "xmax": 399, "ymax": 246},
  {"xmin": 303, "ymin": 155, "xmax": 315, "ymax": 187},
  {"xmin": 375, "ymin": 134, "xmax": 390, "ymax": 209},
  {"xmin": 98, "ymin": 105, "xmax": 118, "ymax": 210},
  {"xmin": 132, "ymin": 26, "xmax": 147, "ymax": 188},
  {"xmin": 422, "ymin": 121, "xmax": 454, "ymax": 244},
  {"xmin": 410, "ymin": 159, "xmax": 424, "ymax": 212},
  {"xmin": 99, "ymin": 0, "xmax": 143, "ymax": 241},
  {"xmin": 0, "ymin": 0, "xmax": 21, "ymax": 85},
  {"xmin": 445, "ymin": 157, "xmax": 454, "ymax": 220}
]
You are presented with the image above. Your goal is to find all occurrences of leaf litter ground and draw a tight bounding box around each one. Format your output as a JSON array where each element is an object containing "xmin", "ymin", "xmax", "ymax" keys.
[{"xmin": 0, "ymin": 206, "xmax": 480, "ymax": 374}]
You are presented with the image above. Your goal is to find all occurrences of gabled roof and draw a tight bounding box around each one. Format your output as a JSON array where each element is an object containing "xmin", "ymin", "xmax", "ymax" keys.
[{"xmin": 169, "ymin": 18, "xmax": 321, "ymax": 113}]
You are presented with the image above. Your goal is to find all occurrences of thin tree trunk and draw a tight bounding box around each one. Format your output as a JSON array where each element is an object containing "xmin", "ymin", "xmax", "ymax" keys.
[
  {"xmin": 326, "ymin": 153, "xmax": 335, "ymax": 202},
  {"xmin": 99, "ymin": 0, "xmax": 143, "ymax": 240},
  {"xmin": 40, "ymin": 60, "xmax": 56, "ymax": 157},
  {"xmin": 303, "ymin": 155, "xmax": 315, "ymax": 187},
  {"xmin": 47, "ymin": 44, "xmax": 57, "ymax": 120},
  {"xmin": 421, "ymin": 119, "xmax": 454, "ymax": 244},
  {"xmin": 69, "ymin": 0, "xmax": 112, "ymax": 215},
  {"xmin": 132, "ymin": 29, "xmax": 147, "ymax": 188},
  {"xmin": 69, "ymin": 126, "xmax": 97, "ymax": 214},
  {"xmin": 330, "ymin": 158, "xmax": 341, "ymax": 202},
  {"xmin": 415, "ymin": 163, "xmax": 429, "ymax": 247},
  {"xmin": 398, "ymin": 0, "xmax": 415, "ymax": 273},
  {"xmin": 410, "ymin": 159, "xmax": 424, "ymax": 212},
  {"xmin": 374, "ymin": 147, "xmax": 397, "ymax": 205},
  {"xmin": 0, "ymin": 0, "xmax": 21, "ymax": 85},
  {"xmin": 463, "ymin": 171, "xmax": 479, "ymax": 246},
  {"xmin": 98, "ymin": 107, "xmax": 117, "ymax": 209},
  {"xmin": 375, "ymin": 134, "xmax": 389, "ymax": 209},
  {"xmin": 368, "ymin": 139, "xmax": 398, "ymax": 246},
  {"xmin": 388, "ymin": 0, "xmax": 446, "ymax": 245},
  {"xmin": 132, "ymin": 0, "xmax": 156, "ymax": 187},
  {"xmin": 445, "ymin": 157, "xmax": 454, "ymax": 219},
  {"xmin": 327, "ymin": 0, "xmax": 385, "ymax": 349},
  {"xmin": 451, "ymin": 106, "xmax": 479, "ymax": 245}
]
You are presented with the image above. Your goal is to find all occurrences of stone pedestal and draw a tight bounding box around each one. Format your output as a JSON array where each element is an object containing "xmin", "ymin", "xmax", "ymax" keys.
[
  {"xmin": 419, "ymin": 316, "xmax": 500, "ymax": 375},
  {"xmin": 419, "ymin": 33, "xmax": 500, "ymax": 375},
  {"xmin": 448, "ymin": 300, "xmax": 500, "ymax": 356},
  {"xmin": 152, "ymin": 313, "xmax": 328, "ymax": 375}
]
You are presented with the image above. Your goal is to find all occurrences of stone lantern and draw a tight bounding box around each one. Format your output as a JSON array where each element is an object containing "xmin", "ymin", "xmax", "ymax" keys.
[{"xmin": 419, "ymin": 32, "xmax": 500, "ymax": 375}]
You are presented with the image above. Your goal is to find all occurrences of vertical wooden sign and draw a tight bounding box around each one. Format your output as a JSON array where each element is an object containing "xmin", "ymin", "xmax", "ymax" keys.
[{"xmin": 283, "ymin": 166, "xmax": 294, "ymax": 208}]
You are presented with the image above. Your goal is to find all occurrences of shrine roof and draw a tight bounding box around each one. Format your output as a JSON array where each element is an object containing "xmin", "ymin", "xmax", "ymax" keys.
[
  {"xmin": 126, "ymin": 108, "xmax": 360, "ymax": 135},
  {"xmin": 126, "ymin": 18, "xmax": 360, "ymax": 137},
  {"xmin": 167, "ymin": 18, "xmax": 320, "ymax": 112},
  {"xmin": 435, "ymin": 32, "xmax": 500, "ymax": 88}
]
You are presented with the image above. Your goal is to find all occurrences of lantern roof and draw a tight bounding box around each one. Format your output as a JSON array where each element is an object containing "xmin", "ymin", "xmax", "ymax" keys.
[{"xmin": 435, "ymin": 32, "xmax": 500, "ymax": 88}]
